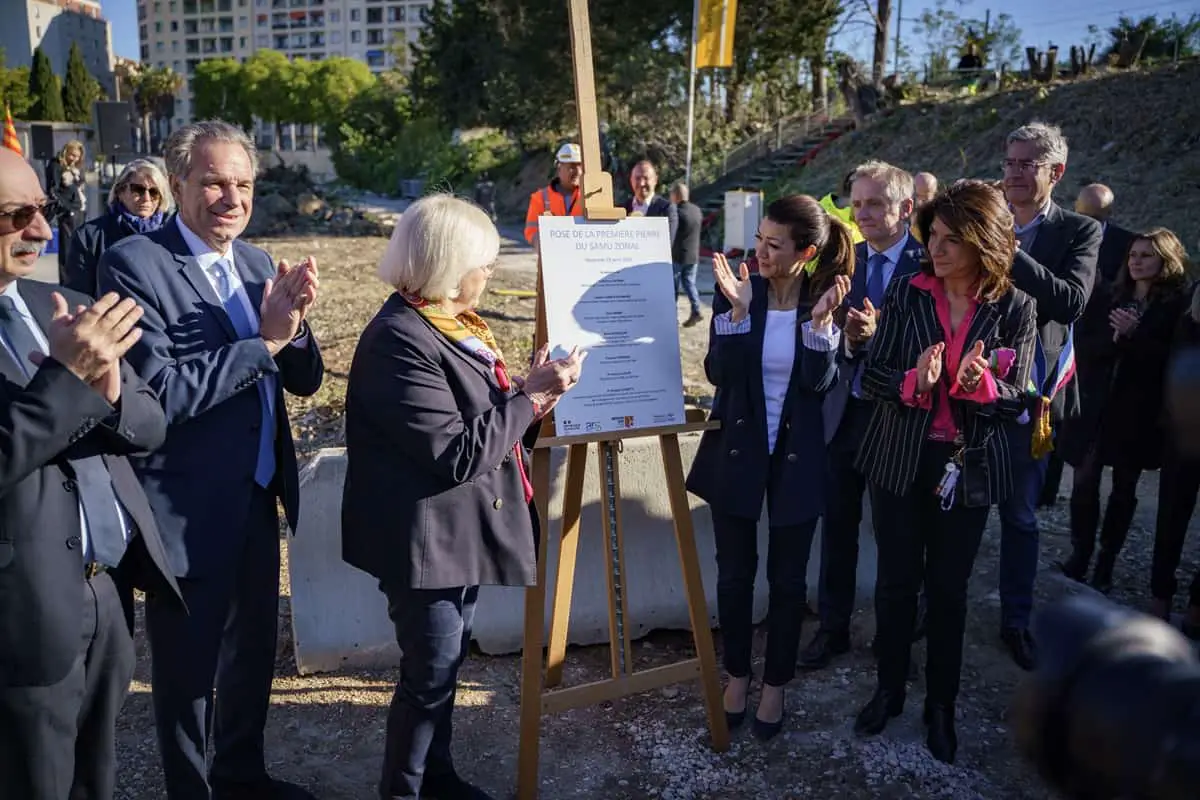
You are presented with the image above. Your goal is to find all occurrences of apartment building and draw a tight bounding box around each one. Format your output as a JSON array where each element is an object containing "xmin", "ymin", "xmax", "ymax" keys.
[
  {"xmin": 138, "ymin": 0, "xmax": 435, "ymax": 131},
  {"xmin": 1, "ymin": 0, "xmax": 116, "ymax": 98}
]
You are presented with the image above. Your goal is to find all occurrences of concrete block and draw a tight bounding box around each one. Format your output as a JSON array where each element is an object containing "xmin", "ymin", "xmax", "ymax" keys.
[{"xmin": 287, "ymin": 439, "xmax": 880, "ymax": 675}]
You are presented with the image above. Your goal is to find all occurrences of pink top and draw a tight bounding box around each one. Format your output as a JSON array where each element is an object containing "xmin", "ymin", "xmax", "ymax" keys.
[{"xmin": 899, "ymin": 273, "xmax": 1006, "ymax": 441}]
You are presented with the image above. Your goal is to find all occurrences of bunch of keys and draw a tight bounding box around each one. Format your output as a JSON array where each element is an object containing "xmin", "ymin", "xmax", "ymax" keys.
[{"xmin": 935, "ymin": 461, "xmax": 959, "ymax": 511}]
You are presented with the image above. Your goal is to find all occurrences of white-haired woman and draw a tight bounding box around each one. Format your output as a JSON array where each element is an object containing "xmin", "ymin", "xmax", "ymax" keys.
[
  {"xmin": 63, "ymin": 158, "xmax": 175, "ymax": 296},
  {"xmin": 342, "ymin": 194, "xmax": 584, "ymax": 800}
]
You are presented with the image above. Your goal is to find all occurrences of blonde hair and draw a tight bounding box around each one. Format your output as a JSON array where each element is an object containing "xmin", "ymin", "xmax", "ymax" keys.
[
  {"xmin": 58, "ymin": 140, "xmax": 84, "ymax": 167},
  {"xmin": 108, "ymin": 159, "xmax": 175, "ymax": 212},
  {"xmin": 377, "ymin": 194, "xmax": 500, "ymax": 301}
]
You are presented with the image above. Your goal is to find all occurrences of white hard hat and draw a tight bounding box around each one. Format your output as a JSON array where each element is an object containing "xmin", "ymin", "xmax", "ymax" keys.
[{"xmin": 555, "ymin": 143, "xmax": 582, "ymax": 164}]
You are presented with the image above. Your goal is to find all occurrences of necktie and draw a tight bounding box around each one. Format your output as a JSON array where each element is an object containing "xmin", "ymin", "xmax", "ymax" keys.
[
  {"xmin": 852, "ymin": 253, "xmax": 890, "ymax": 398},
  {"xmin": 0, "ymin": 296, "xmax": 42, "ymax": 381},
  {"xmin": 0, "ymin": 296, "xmax": 127, "ymax": 567},
  {"xmin": 212, "ymin": 259, "xmax": 277, "ymax": 488}
]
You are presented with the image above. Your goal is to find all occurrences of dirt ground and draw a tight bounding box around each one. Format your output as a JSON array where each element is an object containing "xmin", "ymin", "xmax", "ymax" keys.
[{"xmin": 113, "ymin": 233, "xmax": 1200, "ymax": 799}]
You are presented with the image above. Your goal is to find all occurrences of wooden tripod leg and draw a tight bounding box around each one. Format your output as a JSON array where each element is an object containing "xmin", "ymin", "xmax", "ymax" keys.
[
  {"xmin": 517, "ymin": 446, "xmax": 554, "ymax": 800},
  {"xmin": 545, "ymin": 443, "xmax": 589, "ymax": 688},
  {"xmin": 659, "ymin": 433, "xmax": 730, "ymax": 751},
  {"xmin": 597, "ymin": 441, "xmax": 634, "ymax": 678}
]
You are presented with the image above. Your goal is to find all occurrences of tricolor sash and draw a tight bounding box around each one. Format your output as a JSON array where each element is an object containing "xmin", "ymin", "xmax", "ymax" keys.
[{"xmin": 1024, "ymin": 326, "xmax": 1076, "ymax": 459}]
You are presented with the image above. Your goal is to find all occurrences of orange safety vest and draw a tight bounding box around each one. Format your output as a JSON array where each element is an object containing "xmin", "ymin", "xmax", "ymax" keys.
[{"xmin": 524, "ymin": 182, "xmax": 582, "ymax": 245}]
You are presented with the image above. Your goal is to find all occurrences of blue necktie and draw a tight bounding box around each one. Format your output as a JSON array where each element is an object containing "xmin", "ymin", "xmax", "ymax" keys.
[
  {"xmin": 213, "ymin": 260, "xmax": 277, "ymax": 488},
  {"xmin": 852, "ymin": 253, "xmax": 889, "ymax": 398}
]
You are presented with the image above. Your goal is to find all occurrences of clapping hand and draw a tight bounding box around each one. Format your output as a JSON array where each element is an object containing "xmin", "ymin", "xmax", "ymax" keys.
[
  {"xmin": 1109, "ymin": 306, "xmax": 1139, "ymax": 341},
  {"xmin": 915, "ymin": 342, "xmax": 945, "ymax": 394},
  {"xmin": 812, "ymin": 275, "xmax": 852, "ymax": 330},
  {"xmin": 29, "ymin": 292, "xmax": 144, "ymax": 404},
  {"xmin": 956, "ymin": 340, "xmax": 988, "ymax": 393},
  {"xmin": 845, "ymin": 297, "xmax": 878, "ymax": 344},
  {"xmin": 712, "ymin": 253, "xmax": 752, "ymax": 322},
  {"xmin": 260, "ymin": 257, "xmax": 319, "ymax": 354}
]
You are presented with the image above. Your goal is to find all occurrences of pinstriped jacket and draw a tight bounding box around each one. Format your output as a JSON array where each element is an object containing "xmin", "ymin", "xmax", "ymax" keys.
[{"xmin": 854, "ymin": 271, "xmax": 1038, "ymax": 504}]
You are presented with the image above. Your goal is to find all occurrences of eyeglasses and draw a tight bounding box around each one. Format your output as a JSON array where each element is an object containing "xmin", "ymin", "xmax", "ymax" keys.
[
  {"xmin": 1001, "ymin": 159, "xmax": 1049, "ymax": 174},
  {"xmin": 0, "ymin": 200, "xmax": 55, "ymax": 230},
  {"xmin": 126, "ymin": 183, "xmax": 161, "ymax": 200}
]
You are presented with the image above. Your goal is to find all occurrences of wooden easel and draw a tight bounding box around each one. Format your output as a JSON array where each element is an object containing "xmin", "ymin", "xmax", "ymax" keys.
[{"xmin": 515, "ymin": 2, "xmax": 729, "ymax": 797}]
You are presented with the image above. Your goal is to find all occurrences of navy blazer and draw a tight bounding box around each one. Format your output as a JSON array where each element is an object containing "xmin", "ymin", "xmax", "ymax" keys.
[
  {"xmin": 341, "ymin": 294, "xmax": 540, "ymax": 590},
  {"xmin": 855, "ymin": 273, "xmax": 1038, "ymax": 505},
  {"xmin": 822, "ymin": 234, "xmax": 923, "ymax": 443},
  {"xmin": 622, "ymin": 195, "xmax": 679, "ymax": 246},
  {"xmin": 0, "ymin": 280, "xmax": 182, "ymax": 688},
  {"xmin": 686, "ymin": 276, "xmax": 839, "ymax": 526},
  {"xmin": 96, "ymin": 218, "xmax": 325, "ymax": 578}
]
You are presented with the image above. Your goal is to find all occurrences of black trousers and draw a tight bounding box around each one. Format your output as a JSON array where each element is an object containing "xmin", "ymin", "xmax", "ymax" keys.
[
  {"xmin": 378, "ymin": 584, "xmax": 478, "ymax": 800},
  {"xmin": 146, "ymin": 486, "xmax": 281, "ymax": 799},
  {"xmin": 56, "ymin": 209, "xmax": 83, "ymax": 280},
  {"xmin": 711, "ymin": 507, "xmax": 817, "ymax": 687},
  {"xmin": 818, "ymin": 398, "xmax": 873, "ymax": 634},
  {"xmin": 1151, "ymin": 446, "xmax": 1200, "ymax": 606},
  {"xmin": 0, "ymin": 570, "xmax": 135, "ymax": 799},
  {"xmin": 1069, "ymin": 449, "xmax": 1142, "ymax": 562},
  {"xmin": 870, "ymin": 444, "xmax": 989, "ymax": 704}
]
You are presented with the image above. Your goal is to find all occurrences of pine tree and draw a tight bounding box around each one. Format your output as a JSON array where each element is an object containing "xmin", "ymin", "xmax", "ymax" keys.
[
  {"xmin": 28, "ymin": 47, "xmax": 64, "ymax": 121},
  {"xmin": 62, "ymin": 42, "xmax": 98, "ymax": 123}
]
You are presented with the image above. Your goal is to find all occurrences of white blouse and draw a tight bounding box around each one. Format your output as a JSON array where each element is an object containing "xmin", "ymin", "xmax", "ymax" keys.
[{"xmin": 762, "ymin": 309, "xmax": 798, "ymax": 454}]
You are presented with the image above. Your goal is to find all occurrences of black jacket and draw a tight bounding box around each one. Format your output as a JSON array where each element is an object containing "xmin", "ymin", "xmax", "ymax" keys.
[
  {"xmin": 0, "ymin": 279, "xmax": 182, "ymax": 689},
  {"xmin": 341, "ymin": 294, "xmax": 541, "ymax": 589},
  {"xmin": 622, "ymin": 195, "xmax": 678, "ymax": 247},
  {"xmin": 1057, "ymin": 280, "xmax": 1189, "ymax": 470},
  {"xmin": 856, "ymin": 272, "xmax": 1038, "ymax": 505},
  {"xmin": 686, "ymin": 275, "xmax": 839, "ymax": 526},
  {"xmin": 1009, "ymin": 202, "xmax": 1102, "ymax": 423},
  {"xmin": 673, "ymin": 201, "xmax": 703, "ymax": 265}
]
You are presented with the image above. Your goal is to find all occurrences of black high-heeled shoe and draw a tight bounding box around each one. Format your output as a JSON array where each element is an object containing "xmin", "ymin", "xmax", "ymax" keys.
[
  {"xmin": 854, "ymin": 687, "xmax": 905, "ymax": 737},
  {"xmin": 723, "ymin": 678, "xmax": 749, "ymax": 730},
  {"xmin": 752, "ymin": 690, "xmax": 785, "ymax": 741}
]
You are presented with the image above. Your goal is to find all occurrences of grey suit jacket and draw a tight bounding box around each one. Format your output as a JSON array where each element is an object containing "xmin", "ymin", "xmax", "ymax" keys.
[
  {"xmin": 96, "ymin": 218, "xmax": 325, "ymax": 578},
  {"xmin": 0, "ymin": 279, "xmax": 181, "ymax": 688},
  {"xmin": 822, "ymin": 234, "xmax": 923, "ymax": 443}
]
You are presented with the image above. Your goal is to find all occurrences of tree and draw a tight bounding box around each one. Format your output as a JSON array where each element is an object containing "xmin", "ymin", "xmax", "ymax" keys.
[
  {"xmin": 28, "ymin": 47, "xmax": 64, "ymax": 121},
  {"xmin": 912, "ymin": 0, "xmax": 1022, "ymax": 79},
  {"xmin": 62, "ymin": 42, "xmax": 101, "ymax": 123},
  {"xmin": 312, "ymin": 57, "xmax": 375, "ymax": 130},
  {"xmin": 1106, "ymin": 14, "xmax": 1200, "ymax": 61},
  {"xmin": 242, "ymin": 49, "xmax": 299, "ymax": 148},
  {"xmin": 192, "ymin": 58, "xmax": 253, "ymax": 129},
  {"xmin": 128, "ymin": 65, "xmax": 183, "ymax": 152},
  {"xmin": 0, "ymin": 49, "xmax": 33, "ymax": 118}
]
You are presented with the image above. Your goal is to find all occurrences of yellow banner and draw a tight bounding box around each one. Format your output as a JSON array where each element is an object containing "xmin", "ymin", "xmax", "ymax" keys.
[{"xmin": 695, "ymin": 0, "xmax": 737, "ymax": 69}]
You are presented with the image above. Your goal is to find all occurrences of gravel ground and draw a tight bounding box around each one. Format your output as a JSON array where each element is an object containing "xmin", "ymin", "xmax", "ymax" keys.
[{"xmin": 110, "ymin": 233, "xmax": 1200, "ymax": 799}]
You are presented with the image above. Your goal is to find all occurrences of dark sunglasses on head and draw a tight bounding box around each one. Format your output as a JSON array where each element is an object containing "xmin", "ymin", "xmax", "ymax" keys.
[
  {"xmin": 126, "ymin": 183, "xmax": 161, "ymax": 199},
  {"xmin": 0, "ymin": 200, "xmax": 56, "ymax": 230}
]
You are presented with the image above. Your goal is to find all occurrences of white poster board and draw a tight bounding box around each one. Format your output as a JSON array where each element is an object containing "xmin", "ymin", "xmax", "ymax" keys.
[
  {"xmin": 536, "ymin": 215, "xmax": 687, "ymax": 438},
  {"xmin": 723, "ymin": 190, "xmax": 763, "ymax": 253}
]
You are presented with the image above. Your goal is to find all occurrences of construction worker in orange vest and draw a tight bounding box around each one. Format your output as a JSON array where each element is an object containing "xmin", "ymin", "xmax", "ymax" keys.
[{"xmin": 524, "ymin": 142, "xmax": 583, "ymax": 247}]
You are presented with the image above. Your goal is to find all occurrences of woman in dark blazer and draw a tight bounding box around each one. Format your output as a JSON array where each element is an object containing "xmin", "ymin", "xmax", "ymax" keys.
[
  {"xmin": 1056, "ymin": 227, "xmax": 1189, "ymax": 593},
  {"xmin": 687, "ymin": 194, "xmax": 852, "ymax": 740},
  {"xmin": 341, "ymin": 194, "xmax": 584, "ymax": 800},
  {"xmin": 63, "ymin": 158, "xmax": 174, "ymax": 296},
  {"xmin": 852, "ymin": 180, "xmax": 1038, "ymax": 764}
]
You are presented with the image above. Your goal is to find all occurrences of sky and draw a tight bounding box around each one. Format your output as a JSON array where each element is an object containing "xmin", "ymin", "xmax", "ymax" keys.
[{"xmin": 102, "ymin": 0, "xmax": 1198, "ymax": 65}]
